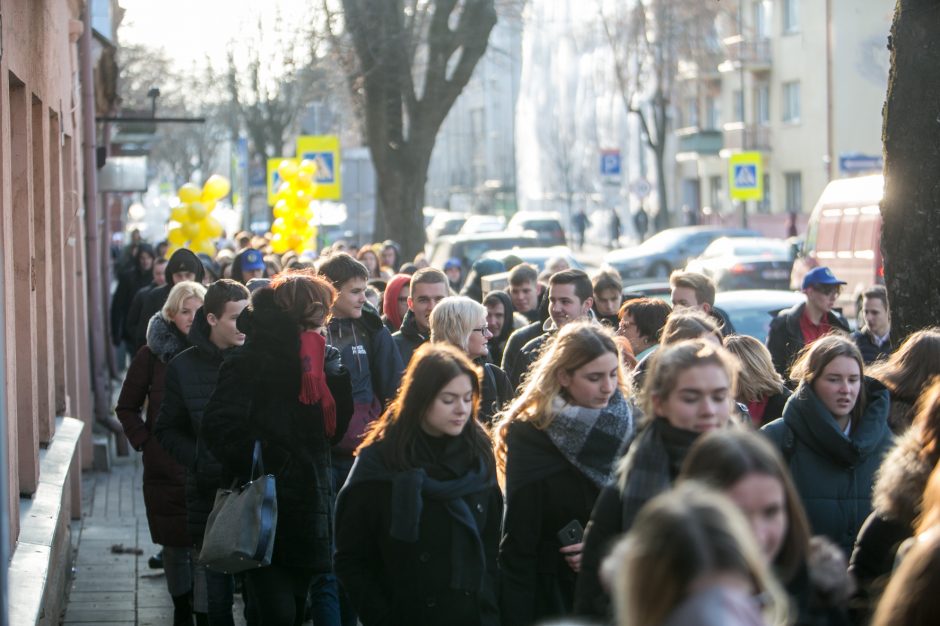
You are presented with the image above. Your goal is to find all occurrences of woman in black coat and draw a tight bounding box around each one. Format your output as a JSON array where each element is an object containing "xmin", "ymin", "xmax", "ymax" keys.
[
  {"xmin": 201, "ymin": 270, "xmax": 353, "ymax": 625},
  {"xmin": 335, "ymin": 343, "xmax": 502, "ymax": 626},
  {"xmin": 493, "ymin": 323, "xmax": 634, "ymax": 626},
  {"xmin": 111, "ymin": 243, "xmax": 154, "ymax": 357}
]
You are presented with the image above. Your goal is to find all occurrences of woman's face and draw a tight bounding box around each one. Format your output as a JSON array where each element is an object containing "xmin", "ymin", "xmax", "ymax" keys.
[
  {"xmin": 361, "ymin": 252, "xmax": 378, "ymax": 273},
  {"xmin": 466, "ymin": 314, "xmax": 492, "ymax": 358},
  {"xmin": 171, "ymin": 296, "xmax": 203, "ymax": 335},
  {"xmin": 422, "ymin": 373, "xmax": 474, "ymax": 437},
  {"xmin": 813, "ymin": 356, "xmax": 861, "ymax": 420},
  {"xmin": 653, "ymin": 364, "xmax": 731, "ymax": 433},
  {"xmin": 139, "ymin": 251, "xmax": 154, "ymax": 271},
  {"xmin": 557, "ymin": 352, "xmax": 619, "ymax": 409},
  {"xmin": 726, "ymin": 473, "xmax": 788, "ymax": 562}
]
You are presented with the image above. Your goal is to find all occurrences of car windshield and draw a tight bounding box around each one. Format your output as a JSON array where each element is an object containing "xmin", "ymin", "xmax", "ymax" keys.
[{"xmin": 731, "ymin": 241, "xmax": 791, "ymax": 257}]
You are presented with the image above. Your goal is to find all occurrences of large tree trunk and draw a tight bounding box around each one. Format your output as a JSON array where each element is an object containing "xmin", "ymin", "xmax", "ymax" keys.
[
  {"xmin": 880, "ymin": 0, "xmax": 940, "ymax": 339},
  {"xmin": 375, "ymin": 146, "xmax": 431, "ymax": 256}
]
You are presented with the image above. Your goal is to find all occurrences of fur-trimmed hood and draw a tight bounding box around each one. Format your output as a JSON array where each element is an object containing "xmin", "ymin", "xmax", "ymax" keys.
[
  {"xmin": 145, "ymin": 312, "xmax": 189, "ymax": 363},
  {"xmin": 871, "ymin": 426, "xmax": 933, "ymax": 526}
]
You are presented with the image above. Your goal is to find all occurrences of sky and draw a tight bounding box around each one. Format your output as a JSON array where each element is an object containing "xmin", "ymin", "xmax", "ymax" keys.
[{"xmin": 118, "ymin": 0, "xmax": 313, "ymax": 69}]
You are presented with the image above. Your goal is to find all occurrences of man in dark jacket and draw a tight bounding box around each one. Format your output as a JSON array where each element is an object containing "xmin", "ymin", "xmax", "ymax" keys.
[
  {"xmin": 851, "ymin": 285, "xmax": 893, "ymax": 364},
  {"xmin": 767, "ymin": 266, "xmax": 850, "ymax": 380},
  {"xmin": 483, "ymin": 291, "xmax": 515, "ymax": 366},
  {"xmin": 155, "ymin": 279, "xmax": 250, "ymax": 623},
  {"xmin": 133, "ymin": 248, "xmax": 205, "ymax": 351},
  {"xmin": 392, "ymin": 268, "xmax": 449, "ymax": 366},
  {"xmin": 123, "ymin": 256, "xmax": 167, "ymax": 349}
]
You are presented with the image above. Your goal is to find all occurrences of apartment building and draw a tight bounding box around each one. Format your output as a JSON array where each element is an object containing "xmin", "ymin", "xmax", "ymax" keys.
[{"xmin": 674, "ymin": 0, "xmax": 892, "ymax": 232}]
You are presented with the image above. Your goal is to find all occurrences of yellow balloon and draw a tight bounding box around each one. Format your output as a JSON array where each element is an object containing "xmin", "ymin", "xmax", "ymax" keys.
[
  {"xmin": 270, "ymin": 233, "xmax": 290, "ymax": 255},
  {"xmin": 273, "ymin": 200, "xmax": 290, "ymax": 219},
  {"xmin": 170, "ymin": 205, "xmax": 189, "ymax": 223},
  {"xmin": 182, "ymin": 222, "xmax": 201, "ymax": 240},
  {"xmin": 295, "ymin": 171, "xmax": 313, "ymax": 188},
  {"xmin": 288, "ymin": 232, "xmax": 304, "ymax": 251},
  {"xmin": 188, "ymin": 202, "xmax": 208, "ymax": 222},
  {"xmin": 202, "ymin": 174, "xmax": 231, "ymax": 202},
  {"xmin": 192, "ymin": 238, "xmax": 217, "ymax": 257},
  {"xmin": 271, "ymin": 217, "xmax": 287, "ymax": 235},
  {"xmin": 277, "ymin": 160, "xmax": 298, "ymax": 182},
  {"xmin": 295, "ymin": 189, "xmax": 311, "ymax": 207},
  {"xmin": 298, "ymin": 159, "xmax": 317, "ymax": 178},
  {"xmin": 198, "ymin": 216, "xmax": 224, "ymax": 239},
  {"xmin": 178, "ymin": 183, "xmax": 202, "ymax": 204},
  {"xmin": 292, "ymin": 214, "xmax": 310, "ymax": 231},
  {"xmin": 167, "ymin": 226, "xmax": 188, "ymax": 245}
]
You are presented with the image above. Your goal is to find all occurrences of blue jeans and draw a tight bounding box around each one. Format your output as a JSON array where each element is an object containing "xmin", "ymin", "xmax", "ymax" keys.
[{"xmin": 307, "ymin": 455, "xmax": 357, "ymax": 626}]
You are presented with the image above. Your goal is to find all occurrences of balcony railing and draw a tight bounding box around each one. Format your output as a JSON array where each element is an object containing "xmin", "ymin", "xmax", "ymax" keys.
[
  {"xmin": 720, "ymin": 36, "xmax": 772, "ymax": 72},
  {"xmin": 722, "ymin": 122, "xmax": 772, "ymax": 151},
  {"xmin": 675, "ymin": 127, "xmax": 723, "ymax": 155}
]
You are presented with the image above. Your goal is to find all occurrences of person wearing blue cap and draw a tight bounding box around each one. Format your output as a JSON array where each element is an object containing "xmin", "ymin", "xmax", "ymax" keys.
[
  {"xmin": 766, "ymin": 266, "xmax": 850, "ymax": 381},
  {"xmin": 232, "ymin": 248, "xmax": 267, "ymax": 285},
  {"xmin": 444, "ymin": 257, "xmax": 463, "ymax": 292}
]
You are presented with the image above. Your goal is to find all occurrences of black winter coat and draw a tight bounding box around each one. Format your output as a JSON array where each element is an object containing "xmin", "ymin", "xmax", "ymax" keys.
[
  {"xmin": 154, "ymin": 308, "xmax": 234, "ymax": 545},
  {"xmin": 479, "ymin": 362, "xmax": 512, "ymax": 426},
  {"xmin": 501, "ymin": 321, "xmax": 544, "ymax": 391},
  {"xmin": 200, "ymin": 287, "xmax": 354, "ymax": 571},
  {"xmin": 392, "ymin": 309, "xmax": 428, "ymax": 367},
  {"xmin": 114, "ymin": 314, "xmax": 190, "ymax": 547},
  {"xmin": 851, "ymin": 329, "xmax": 893, "ymax": 365},
  {"xmin": 499, "ymin": 421, "xmax": 602, "ymax": 626},
  {"xmin": 762, "ymin": 379, "xmax": 893, "ymax": 556},
  {"xmin": 335, "ymin": 434, "xmax": 502, "ymax": 626},
  {"xmin": 766, "ymin": 302, "xmax": 850, "ymax": 380},
  {"xmin": 110, "ymin": 246, "xmax": 153, "ymax": 345}
]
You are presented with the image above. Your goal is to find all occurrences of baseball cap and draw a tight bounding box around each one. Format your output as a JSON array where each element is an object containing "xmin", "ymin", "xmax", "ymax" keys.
[
  {"xmin": 444, "ymin": 258, "xmax": 462, "ymax": 271},
  {"xmin": 239, "ymin": 249, "xmax": 265, "ymax": 272},
  {"xmin": 802, "ymin": 266, "xmax": 847, "ymax": 290}
]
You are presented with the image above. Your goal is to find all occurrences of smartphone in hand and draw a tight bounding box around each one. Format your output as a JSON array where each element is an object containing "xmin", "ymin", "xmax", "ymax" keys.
[{"xmin": 557, "ymin": 519, "xmax": 584, "ymax": 547}]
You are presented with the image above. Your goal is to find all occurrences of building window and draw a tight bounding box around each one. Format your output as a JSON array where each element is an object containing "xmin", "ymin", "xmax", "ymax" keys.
[
  {"xmin": 759, "ymin": 174, "xmax": 771, "ymax": 213},
  {"xmin": 755, "ymin": 85, "xmax": 770, "ymax": 125},
  {"xmin": 709, "ymin": 175, "xmax": 723, "ymax": 212},
  {"xmin": 686, "ymin": 96, "xmax": 699, "ymax": 128},
  {"xmin": 705, "ymin": 96, "xmax": 721, "ymax": 130},
  {"xmin": 782, "ymin": 81, "xmax": 800, "ymax": 123},
  {"xmin": 785, "ymin": 172, "xmax": 802, "ymax": 213},
  {"xmin": 754, "ymin": 1, "xmax": 769, "ymax": 39},
  {"xmin": 733, "ymin": 89, "xmax": 744, "ymax": 122},
  {"xmin": 783, "ymin": 0, "xmax": 799, "ymax": 34}
]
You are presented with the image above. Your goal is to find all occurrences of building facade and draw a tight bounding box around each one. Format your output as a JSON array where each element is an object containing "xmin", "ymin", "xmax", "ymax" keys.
[{"xmin": 673, "ymin": 0, "xmax": 891, "ymax": 233}]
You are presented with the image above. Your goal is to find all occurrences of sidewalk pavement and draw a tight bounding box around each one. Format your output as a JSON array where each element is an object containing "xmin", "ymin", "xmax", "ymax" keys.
[{"xmin": 61, "ymin": 452, "xmax": 247, "ymax": 625}]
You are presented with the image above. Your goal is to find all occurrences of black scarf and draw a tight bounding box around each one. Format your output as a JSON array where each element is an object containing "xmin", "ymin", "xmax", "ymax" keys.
[{"xmin": 339, "ymin": 437, "xmax": 495, "ymax": 592}]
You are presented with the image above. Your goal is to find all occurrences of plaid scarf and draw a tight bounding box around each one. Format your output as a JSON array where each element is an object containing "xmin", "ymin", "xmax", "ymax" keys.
[{"xmin": 544, "ymin": 390, "xmax": 635, "ymax": 488}]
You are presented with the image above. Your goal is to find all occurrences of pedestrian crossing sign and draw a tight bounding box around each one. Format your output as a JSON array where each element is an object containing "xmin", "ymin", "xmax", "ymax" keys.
[
  {"xmin": 729, "ymin": 152, "xmax": 764, "ymax": 201},
  {"xmin": 296, "ymin": 135, "xmax": 341, "ymax": 200}
]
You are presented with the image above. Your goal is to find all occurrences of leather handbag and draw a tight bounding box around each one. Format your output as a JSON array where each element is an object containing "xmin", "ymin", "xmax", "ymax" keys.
[{"xmin": 199, "ymin": 440, "xmax": 278, "ymax": 573}]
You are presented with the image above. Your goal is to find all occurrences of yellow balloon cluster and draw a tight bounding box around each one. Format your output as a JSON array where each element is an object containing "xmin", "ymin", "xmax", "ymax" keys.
[
  {"xmin": 270, "ymin": 159, "xmax": 319, "ymax": 255},
  {"xmin": 166, "ymin": 175, "xmax": 230, "ymax": 257}
]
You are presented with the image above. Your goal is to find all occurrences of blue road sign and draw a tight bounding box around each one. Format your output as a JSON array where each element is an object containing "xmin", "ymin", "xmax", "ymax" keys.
[{"xmin": 600, "ymin": 150, "xmax": 621, "ymax": 176}]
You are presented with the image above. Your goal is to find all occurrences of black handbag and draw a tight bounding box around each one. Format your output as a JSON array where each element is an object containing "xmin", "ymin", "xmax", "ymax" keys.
[{"xmin": 199, "ymin": 441, "xmax": 278, "ymax": 573}]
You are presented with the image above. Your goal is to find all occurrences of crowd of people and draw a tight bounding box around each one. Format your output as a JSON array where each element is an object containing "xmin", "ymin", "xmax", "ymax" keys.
[{"xmin": 109, "ymin": 228, "xmax": 940, "ymax": 626}]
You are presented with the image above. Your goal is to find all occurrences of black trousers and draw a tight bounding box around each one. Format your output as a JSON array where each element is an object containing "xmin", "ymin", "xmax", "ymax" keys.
[{"xmin": 243, "ymin": 564, "xmax": 315, "ymax": 626}]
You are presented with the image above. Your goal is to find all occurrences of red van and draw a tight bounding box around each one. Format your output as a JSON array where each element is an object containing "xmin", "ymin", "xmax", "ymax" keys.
[{"xmin": 790, "ymin": 174, "xmax": 884, "ymax": 323}]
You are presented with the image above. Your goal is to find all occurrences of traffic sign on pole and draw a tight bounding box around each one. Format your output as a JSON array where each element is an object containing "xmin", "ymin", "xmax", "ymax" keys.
[
  {"xmin": 728, "ymin": 152, "xmax": 764, "ymax": 201},
  {"xmin": 296, "ymin": 135, "xmax": 342, "ymax": 200},
  {"xmin": 600, "ymin": 149, "xmax": 621, "ymax": 176}
]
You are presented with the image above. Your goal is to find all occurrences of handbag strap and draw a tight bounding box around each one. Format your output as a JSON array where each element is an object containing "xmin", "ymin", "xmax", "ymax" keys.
[{"xmin": 251, "ymin": 440, "xmax": 265, "ymax": 479}]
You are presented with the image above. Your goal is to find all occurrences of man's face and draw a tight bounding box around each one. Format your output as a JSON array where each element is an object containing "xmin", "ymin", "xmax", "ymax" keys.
[
  {"xmin": 594, "ymin": 288, "xmax": 622, "ymax": 317},
  {"xmin": 671, "ymin": 285, "xmax": 708, "ymax": 313},
  {"xmin": 445, "ymin": 267, "xmax": 461, "ymax": 283},
  {"xmin": 397, "ymin": 285, "xmax": 410, "ymax": 320},
  {"xmin": 549, "ymin": 283, "xmax": 591, "ymax": 328},
  {"xmin": 242, "ymin": 268, "xmax": 264, "ymax": 282},
  {"xmin": 139, "ymin": 252, "xmax": 154, "ymax": 272},
  {"xmin": 509, "ymin": 280, "xmax": 538, "ymax": 313},
  {"xmin": 208, "ymin": 299, "xmax": 249, "ymax": 349},
  {"xmin": 863, "ymin": 297, "xmax": 890, "ymax": 336},
  {"xmin": 334, "ymin": 277, "xmax": 367, "ymax": 319},
  {"xmin": 408, "ymin": 282, "xmax": 448, "ymax": 332},
  {"xmin": 172, "ymin": 270, "xmax": 196, "ymax": 284},
  {"xmin": 805, "ymin": 283, "xmax": 840, "ymax": 315},
  {"xmin": 486, "ymin": 301, "xmax": 506, "ymax": 339},
  {"xmin": 381, "ymin": 246, "xmax": 397, "ymax": 268},
  {"xmin": 153, "ymin": 262, "xmax": 168, "ymax": 286}
]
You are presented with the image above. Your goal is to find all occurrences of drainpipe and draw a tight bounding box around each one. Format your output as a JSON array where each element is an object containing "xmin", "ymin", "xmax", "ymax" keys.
[
  {"xmin": 79, "ymin": 6, "xmax": 123, "ymax": 444},
  {"xmin": 825, "ymin": 0, "xmax": 834, "ymax": 182}
]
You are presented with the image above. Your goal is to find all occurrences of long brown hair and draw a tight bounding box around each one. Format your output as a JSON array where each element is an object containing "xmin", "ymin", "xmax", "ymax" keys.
[
  {"xmin": 680, "ymin": 430, "xmax": 811, "ymax": 583},
  {"xmin": 790, "ymin": 334, "xmax": 866, "ymax": 425},
  {"xmin": 724, "ymin": 334, "xmax": 785, "ymax": 403},
  {"xmin": 357, "ymin": 343, "xmax": 492, "ymax": 471},
  {"xmin": 869, "ymin": 328, "xmax": 940, "ymax": 402}
]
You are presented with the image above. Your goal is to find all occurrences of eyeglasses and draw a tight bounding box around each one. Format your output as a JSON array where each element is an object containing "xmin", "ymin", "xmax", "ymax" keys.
[
  {"xmin": 813, "ymin": 284, "xmax": 842, "ymax": 296},
  {"xmin": 472, "ymin": 325, "xmax": 492, "ymax": 336}
]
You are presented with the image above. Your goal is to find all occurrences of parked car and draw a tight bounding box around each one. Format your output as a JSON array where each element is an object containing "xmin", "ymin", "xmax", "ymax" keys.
[
  {"xmin": 458, "ymin": 214, "xmax": 506, "ymax": 236},
  {"xmin": 790, "ymin": 174, "xmax": 884, "ymax": 321},
  {"xmin": 686, "ymin": 237, "xmax": 794, "ymax": 291},
  {"xmin": 429, "ymin": 232, "xmax": 540, "ymax": 271},
  {"xmin": 481, "ymin": 246, "xmax": 584, "ymax": 271},
  {"xmin": 604, "ymin": 226, "xmax": 760, "ymax": 281},
  {"xmin": 427, "ymin": 211, "xmax": 468, "ymax": 243},
  {"xmin": 621, "ymin": 281, "xmax": 672, "ymax": 303},
  {"xmin": 714, "ymin": 289, "xmax": 805, "ymax": 343},
  {"xmin": 507, "ymin": 211, "xmax": 567, "ymax": 246}
]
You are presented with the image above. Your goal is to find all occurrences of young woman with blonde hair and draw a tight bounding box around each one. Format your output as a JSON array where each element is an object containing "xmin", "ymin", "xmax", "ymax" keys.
[
  {"xmin": 575, "ymin": 339, "xmax": 740, "ymax": 619},
  {"xmin": 430, "ymin": 296, "xmax": 512, "ymax": 425},
  {"xmin": 494, "ymin": 322, "xmax": 633, "ymax": 626},
  {"xmin": 724, "ymin": 334, "xmax": 792, "ymax": 426},
  {"xmin": 606, "ymin": 482, "xmax": 790, "ymax": 626}
]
